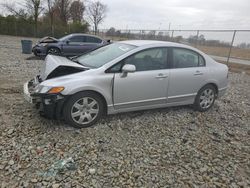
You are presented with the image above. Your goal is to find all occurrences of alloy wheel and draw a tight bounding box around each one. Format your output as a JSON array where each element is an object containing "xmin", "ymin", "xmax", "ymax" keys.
[
  {"xmin": 48, "ymin": 48, "xmax": 59, "ymax": 55},
  {"xmin": 71, "ymin": 97, "xmax": 99, "ymax": 125},
  {"xmin": 199, "ymin": 88, "xmax": 215, "ymax": 109}
]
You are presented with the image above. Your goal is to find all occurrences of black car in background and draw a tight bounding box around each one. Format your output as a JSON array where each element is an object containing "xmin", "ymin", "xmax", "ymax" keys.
[{"xmin": 32, "ymin": 33, "xmax": 110, "ymax": 57}]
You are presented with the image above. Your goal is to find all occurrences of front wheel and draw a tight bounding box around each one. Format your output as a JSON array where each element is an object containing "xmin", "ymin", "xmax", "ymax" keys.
[
  {"xmin": 194, "ymin": 85, "xmax": 216, "ymax": 112},
  {"xmin": 63, "ymin": 92, "xmax": 105, "ymax": 128},
  {"xmin": 47, "ymin": 47, "xmax": 61, "ymax": 55}
]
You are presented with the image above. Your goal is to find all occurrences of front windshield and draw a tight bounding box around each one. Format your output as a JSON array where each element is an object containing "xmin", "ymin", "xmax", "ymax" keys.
[
  {"xmin": 76, "ymin": 43, "xmax": 136, "ymax": 68},
  {"xmin": 59, "ymin": 35, "xmax": 71, "ymax": 41}
]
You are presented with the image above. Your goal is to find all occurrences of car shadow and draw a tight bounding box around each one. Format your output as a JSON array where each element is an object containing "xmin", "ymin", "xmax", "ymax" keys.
[
  {"xmin": 26, "ymin": 56, "xmax": 45, "ymax": 60},
  {"xmin": 100, "ymin": 105, "xmax": 195, "ymax": 126}
]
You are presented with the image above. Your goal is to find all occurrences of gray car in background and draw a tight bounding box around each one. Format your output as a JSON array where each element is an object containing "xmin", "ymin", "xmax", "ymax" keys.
[
  {"xmin": 24, "ymin": 40, "xmax": 228, "ymax": 128},
  {"xmin": 32, "ymin": 33, "xmax": 109, "ymax": 56}
]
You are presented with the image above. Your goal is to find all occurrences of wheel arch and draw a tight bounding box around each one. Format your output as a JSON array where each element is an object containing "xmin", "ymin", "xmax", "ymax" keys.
[
  {"xmin": 200, "ymin": 82, "xmax": 219, "ymax": 97},
  {"xmin": 46, "ymin": 46, "xmax": 61, "ymax": 54},
  {"xmin": 66, "ymin": 89, "xmax": 108, "ymax": 115}
]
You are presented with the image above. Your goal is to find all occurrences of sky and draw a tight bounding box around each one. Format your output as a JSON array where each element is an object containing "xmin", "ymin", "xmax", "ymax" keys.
[
  {"xmin": 0, "ymin": 0, "xmax": 249, "ymax": 30},
  {"xmin": 0, "ymin": 0, "xmax": 250, "ymax": 43},
  {"xmin": 100, "ymin": 0, "xmax": 250, "ymax": 30}
]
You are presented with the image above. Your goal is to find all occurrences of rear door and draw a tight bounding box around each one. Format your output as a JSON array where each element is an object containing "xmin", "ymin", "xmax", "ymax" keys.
[{"xmin": 168, "ymin": 47, "xmax": 208, "ymax": 103}]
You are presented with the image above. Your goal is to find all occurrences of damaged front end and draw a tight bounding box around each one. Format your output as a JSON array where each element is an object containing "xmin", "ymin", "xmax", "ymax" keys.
[
  {"xmin": 32, "ymin": 36, "xmax": 59, "ymax": 56},
  {"xmin": 23, "ymin": 55, "xmax": 87, "ymax": 119},
  {"xmin": 24, "ymin": 75, "xmax": 68, "ymax": 119}
]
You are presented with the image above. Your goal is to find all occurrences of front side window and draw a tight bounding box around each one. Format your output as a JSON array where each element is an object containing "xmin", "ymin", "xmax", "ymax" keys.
[
  {"xmin": 173, "ymin": 48, "xmax": 205, "ymax": 68},
  {"xmin": 123, "ymin": 48, "xmax": 168, "ymax": 71}
]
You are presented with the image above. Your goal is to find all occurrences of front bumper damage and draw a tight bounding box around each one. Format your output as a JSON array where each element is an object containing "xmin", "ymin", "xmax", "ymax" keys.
[
  {"xmin": 32, "ymin": 45, "xmax": 47, "ymax": 56},
  {"xmin": 23, "ymin": 78, "xmax": 68, "ymax": 119}
]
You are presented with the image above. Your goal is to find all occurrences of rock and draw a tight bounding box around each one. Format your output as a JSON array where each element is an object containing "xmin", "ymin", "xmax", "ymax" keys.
[
  {"xmin": 8, "ymin": 160, "xmax": 15, "ymax": 166},
  {"xmin": 227, "ymin": 130, "xmax": 235, "ymax": 137},
  {"xmin": 52, "ymin": 183, "xmax": 60, "ymax": 188},
  {"xmin": 0, "ymin": 165, "xmax": 5, "ymax": 170},
  {"xmin": 31, "ymin": 179, "xmax": 37, "ymax": 183},
  {"xmin": 88, "ymin": 168, "xmax": 96, "ymax": 175},
  {"xmin": 22, "ymin": 182, "xmax": 29, "ymax": 187},
  {"xmin": 200, "ymin": 166, "xmax": 208, "ymax": 173},
  {"xmin": 7, "ymin": 128, "xmax": 14, "ymax": 135}
]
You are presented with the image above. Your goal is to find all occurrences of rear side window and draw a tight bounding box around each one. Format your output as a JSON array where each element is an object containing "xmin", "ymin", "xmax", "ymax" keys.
[
  {"xmin": 86, "ymin": 36, "xmax": 102, "ymax": 43},
  {"xmin": 173, "ymin": 48, "xmax": 205, "ymax": 68},
  {"xmin": 69, "ymin": 36, "xmax": 85, "ymax": 42},
  {"xmin": 198, "ymin": 55, "xmax": 205, "ymax": 66}
]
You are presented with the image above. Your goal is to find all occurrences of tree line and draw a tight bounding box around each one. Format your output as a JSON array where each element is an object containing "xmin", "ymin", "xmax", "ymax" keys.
[{"xmin": 0, "ymin": 0, "xmax": 107, "ymax": 38}]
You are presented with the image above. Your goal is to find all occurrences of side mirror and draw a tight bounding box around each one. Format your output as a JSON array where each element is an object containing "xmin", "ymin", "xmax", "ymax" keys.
[
  {"xmin": 66, "ymin": 40, "xmax": 70, "ymax": 44},
  {"xmin": 122, "ymin": 64, "xmax": 136, "ymax": 73}
]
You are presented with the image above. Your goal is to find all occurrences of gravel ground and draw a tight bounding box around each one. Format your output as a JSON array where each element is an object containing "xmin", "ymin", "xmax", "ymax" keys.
[{"xmin": 0, "ymin": 35, "xmax": 249, "ymax": 188}]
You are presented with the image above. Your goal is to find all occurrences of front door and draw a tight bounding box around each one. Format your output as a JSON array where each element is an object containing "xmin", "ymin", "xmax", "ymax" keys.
[
  {"xmin": 113, "ymin": 47, "xmax": 170, "ymax": 110},
  {"xmin": 62, "ymin": 35, "xmax": 87, "ymax": 55}
]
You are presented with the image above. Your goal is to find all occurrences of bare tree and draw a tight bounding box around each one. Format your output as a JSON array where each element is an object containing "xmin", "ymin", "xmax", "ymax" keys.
[
  {"xmin": 70, "ymin": 0, "xmax": 85, "ymax": 23},
  {"xmin": 47, "ymin": 0, "xmax": 55, "ymax": 35},
  {"xmin": 25, "ymin": 0, "xmax": 43, "ymax": 36},
  {"xmin": 2, "ymin": 0, "xmax": 43, "ymax": 36},
  {"xmin": 87, "ymin": 1, "xmax": 107, "ymax": 34},
  {"xmin": 54, "ymin": 0, "xmax": 71, "ymax": 25}
]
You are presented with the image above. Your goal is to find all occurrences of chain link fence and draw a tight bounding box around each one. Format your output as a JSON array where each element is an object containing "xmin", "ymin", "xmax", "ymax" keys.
[
  {"xmin": 0, "ymin": 17, "xmax": 249, "ymax": 66},
  {"xmin": 95, "ymin": 29, "xmax": 250, "ymax": 65}
]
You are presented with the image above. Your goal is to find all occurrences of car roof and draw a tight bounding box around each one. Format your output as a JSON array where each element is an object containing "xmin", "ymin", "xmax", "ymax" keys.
[
  {"xmin": 119, "ymin": 40, "xmax": 193, "ymax": 48},
  {"xmin": 67, "ymin": 33, "xmax": 103, "ymax": 39},
  {"xmin": 118, "ymin": 40, "xmax": 207, "ymax": 55}
]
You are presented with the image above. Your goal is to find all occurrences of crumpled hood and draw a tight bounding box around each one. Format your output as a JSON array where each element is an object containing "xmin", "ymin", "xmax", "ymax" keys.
[
  {"xmin": 38, "ymin": 36, "xmax": 58, "ymax": 44},
  {"xmin": 40, "ymin": 55, "xmax": 85, "ymax": 80}
]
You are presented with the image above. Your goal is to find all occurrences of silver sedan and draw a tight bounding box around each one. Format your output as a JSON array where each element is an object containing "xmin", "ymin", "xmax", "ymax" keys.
[{"xmin": 24, "ymin": 40, "xmax": 228, "ymax": 128}]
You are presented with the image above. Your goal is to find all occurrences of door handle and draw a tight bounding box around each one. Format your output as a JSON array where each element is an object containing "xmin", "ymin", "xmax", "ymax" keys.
[
  {"xmin": 155, "ymin": 73, "xmax": 168, "ymax": 79},
  {"xmin": 194, "ymin": 71, "xmax": 203, "ymax": 76}
]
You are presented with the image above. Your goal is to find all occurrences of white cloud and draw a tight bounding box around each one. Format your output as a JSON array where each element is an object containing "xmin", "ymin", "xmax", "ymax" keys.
[
  {"xmin": 0, "ymin": 0, "xmax": 249, "ymax": 30},
  {"xmin": 100, "ymin": 0, "xmax": 250, "ymax": 30}
]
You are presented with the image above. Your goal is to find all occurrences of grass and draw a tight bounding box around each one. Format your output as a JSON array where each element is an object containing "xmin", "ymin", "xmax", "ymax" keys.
[
  {"xmin": 218, "ymin": 61, "xmax": 250, "ymax": 75},
  {"xmin": 195, "ymin": 45, "xmax": 250, "ymax": 60}
]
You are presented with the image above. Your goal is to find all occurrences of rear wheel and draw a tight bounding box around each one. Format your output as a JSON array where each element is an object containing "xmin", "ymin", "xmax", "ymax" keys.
[
  {"xmin": 194, "ymin": 84, "xmax": 216, "ymax": 112},
  {"xmin": 47, "ymin": 47, "xmax": 60, "ymax": 55},
  {"xmin": 63, "ymin": 92, "xmax": 104, "ymax": 128}
]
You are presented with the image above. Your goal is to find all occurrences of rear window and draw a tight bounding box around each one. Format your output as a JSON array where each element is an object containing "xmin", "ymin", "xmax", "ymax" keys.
[{"xmin": 86, "ymin": 36, "xmax": 102, "ymax": 43}]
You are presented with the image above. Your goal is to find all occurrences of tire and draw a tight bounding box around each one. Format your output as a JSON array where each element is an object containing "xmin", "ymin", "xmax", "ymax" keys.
[
  {"xmin": 33, "ymin": 50, "xmax": 38, "ymax": 56},
  {"xmin": 193, "ymin": 84, "xmax": 216, "ymax": 112},
  {"xmin": 47, "ymin": 47, "xmax": 61, "ymax": 55},
  {"xmin": 63, "ymin": 91, "xmax": 105, "ymax": 128}
]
